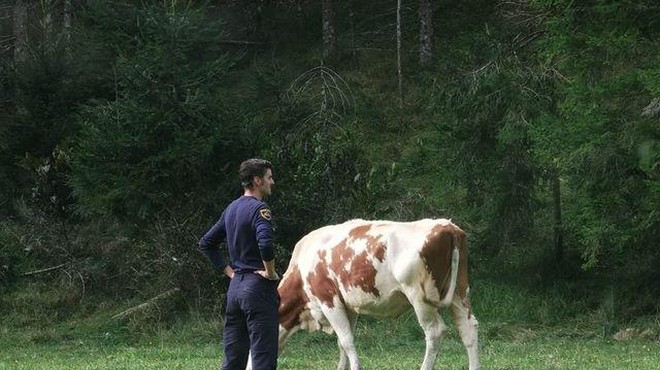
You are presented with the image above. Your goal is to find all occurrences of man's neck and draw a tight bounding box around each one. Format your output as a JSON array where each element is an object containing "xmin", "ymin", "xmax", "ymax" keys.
[{"xmin": 243, "ymin": 188, "xmax": 262, "ymax": 201}]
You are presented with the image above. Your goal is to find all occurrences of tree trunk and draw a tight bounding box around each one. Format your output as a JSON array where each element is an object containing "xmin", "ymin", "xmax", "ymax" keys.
[
  {"xmin": 43, "ymin": 0, "xmax": 54, "ymax": 46},
  {"xmin": 552, "ymin": 166, "xmax": 564, "ymax": 263},
  {"xmin": 419, "ymin": 0, "xmax": 433, "ymax": 65},
  {"xmin": 348, "ymin": 0, "xmax": 358, "ymax": 68},
  {"xmin": 63, "ymin": 0, "xmax": 73, "ymax": 56},
  {"xmin": 247, "ymin": 0, "xmax": 264, "ymax": 41},
  {"xmin": 13, "ymin": 0, "xmax": 28, "ymax": 62},
  {"xmin": 321, "ymin": 0, "xmax": 335, "ymax": 61},
  {"xmin": 396, "ymin": 0, "xmax": 403, "ymax": 109},
  {"xmin": 296, "ymin": 0, "xmax": 304, "ymax": 32}
]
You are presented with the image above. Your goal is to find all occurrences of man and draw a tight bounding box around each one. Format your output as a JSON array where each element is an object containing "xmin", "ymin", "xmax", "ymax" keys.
[{"xmin": 198, "ymin": 158, "xmax": 280, "ymax": 370}]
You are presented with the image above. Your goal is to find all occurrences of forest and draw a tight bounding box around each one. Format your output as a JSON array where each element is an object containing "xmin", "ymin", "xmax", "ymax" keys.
[{"xmin": 0, "ymin": 0, "xmax": 659, "ymax": 367}]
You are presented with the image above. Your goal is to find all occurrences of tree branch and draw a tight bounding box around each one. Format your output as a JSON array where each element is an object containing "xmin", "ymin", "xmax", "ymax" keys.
[
  {"xmin": 112, "ymin": 288, "xmax": 181, "ymax": 320},
  {"xmin": 22, "ymin": 264, "xmax": 67, "ymax": 276}
]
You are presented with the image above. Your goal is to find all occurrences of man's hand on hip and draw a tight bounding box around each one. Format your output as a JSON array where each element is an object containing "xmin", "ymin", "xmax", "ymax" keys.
[{"xmin": 255, "ymin": 270, "xmax": 280, "ymax": 281}]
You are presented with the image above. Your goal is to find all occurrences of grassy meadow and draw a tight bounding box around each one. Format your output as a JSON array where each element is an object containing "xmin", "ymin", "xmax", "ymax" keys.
[
  {"xmin": 1, "ymin": 318, "xmax": 659, "ymax": 370},
  {"xmin": 2, "ymin": 272, "xmax": 658, "ymax": 370},
  {"xmin": 2, "ymin": 278, "xmax": 659, "ymax": 370}
]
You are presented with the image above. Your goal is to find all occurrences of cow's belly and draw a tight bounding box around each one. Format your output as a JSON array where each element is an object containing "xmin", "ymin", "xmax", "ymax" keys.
[{"xmin": 342, "ymin": 289, "xmax": 410, "ymax": 318}]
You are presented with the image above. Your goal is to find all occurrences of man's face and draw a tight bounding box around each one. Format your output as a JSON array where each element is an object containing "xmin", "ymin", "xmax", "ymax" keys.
[{"xmin": 254, "ymin": 169, "xmax": 275, "ymax": 197}]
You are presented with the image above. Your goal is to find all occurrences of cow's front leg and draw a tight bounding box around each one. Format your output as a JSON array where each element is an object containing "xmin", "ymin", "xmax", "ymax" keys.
[
  {"xmin": 336, "ymin": 310, "xmax": 358, "ymax": 370},
  {"xmin": 337, "ymin": 341, "xmax": 348, "ymax": 370},
  {"xmin": 278, "ymin": 325, "xmax": 297, "ymax": 355},
  {"xmin": 320, "ymin": 303, "xmax": 361, "ymax": 370}
]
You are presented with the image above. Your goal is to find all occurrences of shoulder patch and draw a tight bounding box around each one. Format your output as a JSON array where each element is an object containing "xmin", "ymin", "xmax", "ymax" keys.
[{"xmin": 259, "ymin": 208, "xmax": 272, "ymax": 221}]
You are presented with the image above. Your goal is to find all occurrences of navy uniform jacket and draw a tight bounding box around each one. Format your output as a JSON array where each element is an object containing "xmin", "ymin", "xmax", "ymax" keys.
[{"xmin": 198, "ymin": 195, "xmax": 274, "ymax": 273}]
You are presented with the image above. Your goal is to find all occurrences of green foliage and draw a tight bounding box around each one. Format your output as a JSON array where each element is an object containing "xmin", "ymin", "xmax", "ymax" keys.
[
  {"xmin": 70, "ymin": 2, "xmax": 249, "ymax": 222},
  {"xmin": 424, "ymin": 54, "xmax": 546, "ymax": 254},
  {"xmin": 262, "ymin": 66, "xmax": 370, "ymax": 245},
  {"xmin": 0, "ymin": 225, "xmax": 21, "ymax": 294},
  {"xmin": 0, "ymin": 46, "xmax": 82, "ymax": 217},
  {"xmin": 1, "ymin": 0, "xmax": 658, "ymax": 333},
  {"xmin": 533, "ymin": 0, "xmax": 660, "ymax": 276}
]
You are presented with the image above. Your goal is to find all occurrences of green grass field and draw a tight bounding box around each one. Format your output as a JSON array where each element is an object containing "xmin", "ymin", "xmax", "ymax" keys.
[
  {"xmin": 2, "ymin": 278, "xmax": 658, "ymax": 370},
  {"xmin": 2, "ymin": 317, "xmax": 658, "ymax": 370}
]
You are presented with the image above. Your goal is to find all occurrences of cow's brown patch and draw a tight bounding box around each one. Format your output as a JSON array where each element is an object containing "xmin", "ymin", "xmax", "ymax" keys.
[
  {"xmin": 453, "ymin": 227, "xmax": 471, "ymax": 311},
  {"xmin": 367, "ymin": 239, "xmax": 386, "ymax": 262},
  {"xmin": 348, "ymin": 224, "xmax": 371, "ymax": 238},
  {"xmin": 328, "ymin": 225, "xmax": 383, "ymax": 297},
  {"xmin": 343, "ymin": 250, "xmax": 379, "ymax": 295},
  {"xmin": 348, "ymin": 225, "xmax": 386, "ymax": 262},
  {"xmin": 306, "ymin": 224, "xmax": 388, "ymax": 309},
  {"xmin": 307, "ymin": 250, "xmax": 339, "ymax": 308},
  {"xmin": 419, "ymin": 224, "xmax": 457, "ymax": 300},
  {"xmin": 332, "ymin": 238, "xmax": 354, "ymax": 268},
  {"xmin": 278, "ymin": 265, "xmax": 310, "ymax": 330}
]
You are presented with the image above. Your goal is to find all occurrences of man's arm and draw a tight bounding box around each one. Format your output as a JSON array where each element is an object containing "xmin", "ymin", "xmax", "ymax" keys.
[
  {"xmin": 198, "ymin": 212, "xmax": 231, "ymax": 275},
  {"xmin": 198, "ymin": 242, "xmax": 232, "ymax": 275},
  {"xmin": 254, "ymin": 206, "xmax": 278, "ymax": 280}
]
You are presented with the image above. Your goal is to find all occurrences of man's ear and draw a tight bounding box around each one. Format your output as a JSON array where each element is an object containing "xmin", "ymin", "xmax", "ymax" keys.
[{"xmin": 253, "ymin": 176, "xmax": 262, "ymax": 186}]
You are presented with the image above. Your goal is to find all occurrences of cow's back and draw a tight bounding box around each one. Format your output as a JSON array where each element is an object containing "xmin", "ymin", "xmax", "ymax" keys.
[{"xmin": 287, "ymin": 219, "xmax": 465, "ymax": 318}]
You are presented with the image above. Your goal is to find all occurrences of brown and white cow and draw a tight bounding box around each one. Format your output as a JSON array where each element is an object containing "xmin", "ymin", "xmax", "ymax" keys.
[{"xmin": 249, "ymin": 218, "xmax": 480, "ymax": 370}]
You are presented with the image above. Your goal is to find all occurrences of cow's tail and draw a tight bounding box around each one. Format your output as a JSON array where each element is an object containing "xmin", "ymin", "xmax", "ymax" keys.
[{"xmin": 439, "ymin": 235, "xmax": 460, "ymax": 306}]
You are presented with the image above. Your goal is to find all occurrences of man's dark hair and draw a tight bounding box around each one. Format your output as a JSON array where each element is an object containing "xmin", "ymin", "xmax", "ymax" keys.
[{"xmin": 239, "ymin": 159, "xmax": 272, "ymax": 188}]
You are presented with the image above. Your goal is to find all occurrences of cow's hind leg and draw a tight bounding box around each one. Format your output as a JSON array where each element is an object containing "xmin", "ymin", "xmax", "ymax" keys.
[
  {"xmin": 320, "ymin": 304, "xmax": 361, "ymax": 370},
  {"xmin": 410, "ymin": 300, "xmax": 446, "ymax": 370},
  {"xmin": 451, "ymin": 294, "xmax": 480, "ymax": 370}
]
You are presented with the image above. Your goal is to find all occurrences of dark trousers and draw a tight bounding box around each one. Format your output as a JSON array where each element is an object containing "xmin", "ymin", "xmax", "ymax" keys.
[{"xmin": 222, "ymin": 273, "xmax": 279, "ymax": 370}]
